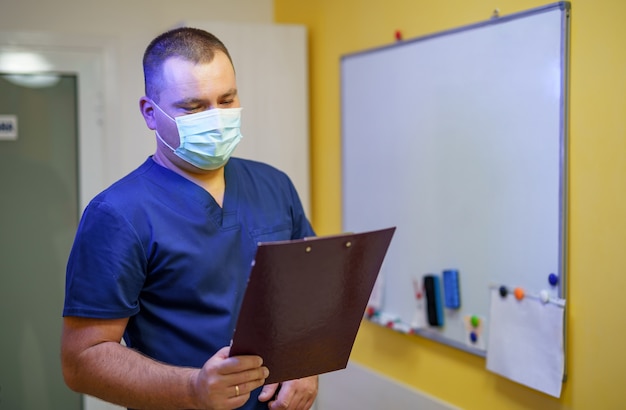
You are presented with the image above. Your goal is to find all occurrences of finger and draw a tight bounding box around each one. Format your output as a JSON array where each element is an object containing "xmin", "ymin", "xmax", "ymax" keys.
[
  {"xmin": 258, "ymin": 382, "xmax": 280, "ymax": 402},
  {"xmin": 269, "ymin": 382, "xmax": 295, "ymax": 409},
  {"xmin": 221, "ymin": 366, "xmax": 269, "ymax": 400},
  {"xmin": 214, "ymin": 345, "xmax": 231, "ymax": 359},
  {"xmin": 224, "ymin": 385, "xmax": 252, "ymax": 410},
  {"xmin": 216, "ymin": 354, "xmax": 264, "ymax": 376},
  {"xmin": 232, "ymin": 383, "xmax": 241, "ymax": 399}
]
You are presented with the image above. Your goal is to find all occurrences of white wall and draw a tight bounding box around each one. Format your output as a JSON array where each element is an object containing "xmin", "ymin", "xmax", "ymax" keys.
[{"xmin": 0, "ymin": 0, "xmax": 274, "ymax": 187}]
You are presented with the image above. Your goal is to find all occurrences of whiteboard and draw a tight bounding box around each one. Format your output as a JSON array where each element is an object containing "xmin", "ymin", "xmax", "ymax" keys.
[{"xmin": 341, "ymin": 2, "xmax": 569, "ymax": 354}]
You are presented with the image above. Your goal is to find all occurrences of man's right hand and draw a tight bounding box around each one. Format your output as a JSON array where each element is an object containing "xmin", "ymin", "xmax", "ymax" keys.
[{"xmin": 191, "ymin": 346, "xmax": 269, "ymax": 410}]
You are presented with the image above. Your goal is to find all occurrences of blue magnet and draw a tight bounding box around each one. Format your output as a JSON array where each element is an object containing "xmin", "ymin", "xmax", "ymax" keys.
[
  {"xmin": 442, "ymin": 269, "xmax": 461, "ymax": 309},
  {"xmin": 499, "ymin": 285, "xmax": 508, "ymax": 298},
  {"xmin": 548, "ymin": 273, "xmax": 559, "ymax": 286},
  {"xmin": 470, "ymin": 331, "xmax": 478, "ymax": 344}
]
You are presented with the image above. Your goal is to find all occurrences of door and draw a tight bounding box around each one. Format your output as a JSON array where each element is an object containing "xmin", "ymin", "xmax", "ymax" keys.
[{"xmin": 0, "ymin": 72, "xmax": 82, "ymax": 409}]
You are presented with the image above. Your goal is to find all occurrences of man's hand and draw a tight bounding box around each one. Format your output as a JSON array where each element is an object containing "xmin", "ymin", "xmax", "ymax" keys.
[
  {"xmin": 191, "ymin": 346, "xmax": 269, "ymax": 410},
  {"xmin": 258, "ymin": 375, "xmax": 318, "ymax": 410}
]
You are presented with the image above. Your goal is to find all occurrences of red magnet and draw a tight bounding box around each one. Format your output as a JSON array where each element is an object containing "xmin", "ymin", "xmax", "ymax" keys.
[{"xmin": 395, "ymin": 30, "xmax": 403, "ymax": 41}]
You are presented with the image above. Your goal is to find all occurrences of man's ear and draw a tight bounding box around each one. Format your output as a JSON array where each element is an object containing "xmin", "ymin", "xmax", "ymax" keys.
[{"xmin": 139, "ymin": 96, "xmax": 157, "ymax": 130}]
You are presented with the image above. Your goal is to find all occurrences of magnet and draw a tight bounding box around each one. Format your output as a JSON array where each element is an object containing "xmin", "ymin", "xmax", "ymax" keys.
[
  {"xmin": 470, "ymin": 331, "xmax": 478, "ymax": 344},
  {"xmin": 499, "ymin": 285, "xmax": 508, "ymax": 298},
  {"xmin": 513, "ymin": 287, "xmax": 525, "ymax": 301},
  {"xmin": 548, "ymin": 273, "xmax": 559, "ymax": 286},
  {"xmin": 395, "ymin": 30, "xmax": 403, "ymax": 41},
  {"xmin": 442, "ymin": 269, "xmax": 461, "ymax": 309},
  {"xmin": 470, "ymin": 315, "xmax": 480, "ymax": 328},
  {"xmin": 539, "ymin": 289, "xmax": 550, "ymax": 304}
]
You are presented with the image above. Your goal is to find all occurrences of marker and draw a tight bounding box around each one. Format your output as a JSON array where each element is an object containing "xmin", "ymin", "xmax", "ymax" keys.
[{"xmin": 412, "ymin": 278, "xmax": 423, "ymax": 300}]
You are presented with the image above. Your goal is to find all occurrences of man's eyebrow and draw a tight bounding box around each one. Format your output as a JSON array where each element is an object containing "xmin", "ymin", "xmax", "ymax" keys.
[
  {"xmin": 172, "ymin": 97, "xmax": 204, "ymax": 107},
  {"xmin": 221, "ymin": 88, "xmax": 238, "ymax": 98},
  {"xmin": 172, "ymin": 89, "xmax": 238, "ymax": 107}
]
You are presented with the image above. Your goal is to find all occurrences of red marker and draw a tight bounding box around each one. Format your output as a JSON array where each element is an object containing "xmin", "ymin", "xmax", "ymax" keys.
[{"xmin": 412, "ymin": 278, "xmax": 422, "ymax": 300}]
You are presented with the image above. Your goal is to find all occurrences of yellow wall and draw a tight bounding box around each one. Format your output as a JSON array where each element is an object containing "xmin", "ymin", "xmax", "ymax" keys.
[{"xmin": 275, "ymin": 0, "xmax": 626, "ymax": 409}]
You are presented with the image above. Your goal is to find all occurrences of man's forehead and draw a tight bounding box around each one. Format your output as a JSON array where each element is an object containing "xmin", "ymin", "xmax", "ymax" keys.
[{"xmin": 155, "ymin": 56, "xmax": 238, "ymax": 102}]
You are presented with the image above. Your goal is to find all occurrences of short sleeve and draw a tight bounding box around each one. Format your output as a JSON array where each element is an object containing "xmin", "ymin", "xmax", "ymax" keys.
[{"xmin": 63, "ymin": 201, "xmax": 147, "ymax": 318}]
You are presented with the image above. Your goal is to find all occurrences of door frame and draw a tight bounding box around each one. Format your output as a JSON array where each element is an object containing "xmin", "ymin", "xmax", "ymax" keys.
[
  {"xmin": 0, "ymin": 31, "xmax": 113, "ymax": 209},
  {"xmin": 0, "ymin": 31, "xmax": 119, "ymax": 410}
]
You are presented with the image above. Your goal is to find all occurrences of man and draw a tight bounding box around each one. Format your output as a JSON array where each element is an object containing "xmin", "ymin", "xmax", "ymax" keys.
[{"xmin": 61, "ymin": 27, "xmax": 318, "ymax": 410}]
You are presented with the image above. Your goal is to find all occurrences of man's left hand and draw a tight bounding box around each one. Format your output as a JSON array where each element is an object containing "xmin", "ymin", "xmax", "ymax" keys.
[{"xmin": 258, "ymin": 375, "xmax": 318, "ymax": 410}]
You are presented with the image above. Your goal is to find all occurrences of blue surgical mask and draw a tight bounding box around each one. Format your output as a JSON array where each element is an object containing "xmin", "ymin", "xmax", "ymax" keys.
[{"xmin": 153, "ymin": 102, "xmax": 243, "ymax": 170}]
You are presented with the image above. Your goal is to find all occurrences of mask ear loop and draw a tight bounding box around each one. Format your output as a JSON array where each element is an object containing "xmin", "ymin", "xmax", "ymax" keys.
[
  {"xmin": 151, "ymin": 100, "xmax": 176, "ymax": 122},
  {"xmin": 151, "ymin": 100, "xmax": 179, "ymax": 152},
  {"xmin": 155, "ymin": 130, "xmax": 177, "ymax": 152}
]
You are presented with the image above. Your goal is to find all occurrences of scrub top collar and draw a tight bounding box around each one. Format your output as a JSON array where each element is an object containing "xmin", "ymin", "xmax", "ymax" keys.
[{"xmin": 147, "ymin": 156, "xmax": 240, "ymax": 229}]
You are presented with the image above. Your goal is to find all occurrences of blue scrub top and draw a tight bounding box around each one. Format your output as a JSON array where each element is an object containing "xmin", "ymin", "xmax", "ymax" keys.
[{"xmin": 64, "ymin": 157, "xmax": 315, "ymax": 409}]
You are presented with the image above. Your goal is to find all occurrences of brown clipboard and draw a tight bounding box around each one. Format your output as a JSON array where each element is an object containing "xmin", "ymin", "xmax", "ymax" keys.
[{"xmin": 229, "ymin": 226, "xmax": 396, "ymax": 384}]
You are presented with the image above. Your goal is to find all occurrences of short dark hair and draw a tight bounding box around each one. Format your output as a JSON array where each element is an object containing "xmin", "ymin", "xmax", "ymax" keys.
[{"xmin": 143, "ymin": 27, "xmax": 234, "ymax": 101}]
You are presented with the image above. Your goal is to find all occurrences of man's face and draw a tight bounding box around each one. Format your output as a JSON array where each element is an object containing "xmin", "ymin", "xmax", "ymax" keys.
[{"xmin": 143, "ymin": 51, "xmax": 240, "ymax": 172}]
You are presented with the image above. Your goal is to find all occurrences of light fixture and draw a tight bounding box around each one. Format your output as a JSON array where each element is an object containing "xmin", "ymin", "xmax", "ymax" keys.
[{"xmin": 0, "ymin": 51, "xmax": 61, "ymax": 88}]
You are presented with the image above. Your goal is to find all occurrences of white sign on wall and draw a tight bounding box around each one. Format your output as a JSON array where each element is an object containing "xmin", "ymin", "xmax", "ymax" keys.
[{"xmin": 0, "ymin": 115, "xmax": 17, "ymax": 140}]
